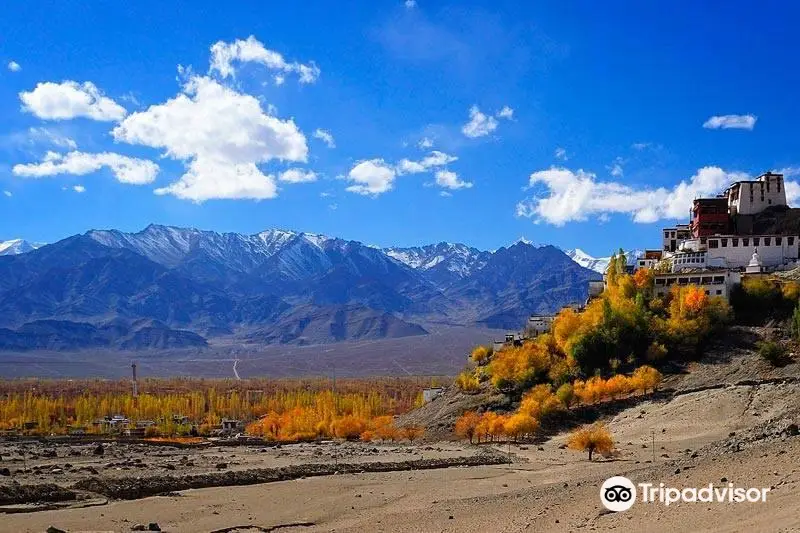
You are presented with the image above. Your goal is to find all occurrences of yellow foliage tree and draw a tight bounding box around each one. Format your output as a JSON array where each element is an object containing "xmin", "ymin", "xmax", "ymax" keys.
[{"xmin": 566, "ymin": 423, "xmax": 614, "ymax": 461}]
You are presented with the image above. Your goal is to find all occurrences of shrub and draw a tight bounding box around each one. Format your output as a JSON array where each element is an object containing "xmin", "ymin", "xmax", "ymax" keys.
[
  {"xmin": 470, "ymin": 345, "xmax": 493, "ymax": 365},
  {"xmin": 400, "ymin": 425, "xmax": 425, "ymax": 444},
  {"xmin": 758, "ymin": 340, "xmax": 790, "ymax": 367},
  {"xmin": 555, "ymin": 383, "xmax": 575, "ymax": 407},
  {"xmin": 455, "ymin": 370, "xmax": 481, "ymax": 393}
]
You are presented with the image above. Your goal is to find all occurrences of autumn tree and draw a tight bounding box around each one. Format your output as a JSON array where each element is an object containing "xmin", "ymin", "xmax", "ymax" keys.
[
  {"xmin": 566, "ymin": 423, "xmax": 614, "ymax": 461},
  {"xmin": 503, "ymin": 413, "xmax": 539, "ymax": 442},
  {"xmin": 454, "ymin": 411, "xmax": 481, "ymax": 443},
  {"xmin": 400, "ymin": 425, "xmax": 425, "ymax": 444}
]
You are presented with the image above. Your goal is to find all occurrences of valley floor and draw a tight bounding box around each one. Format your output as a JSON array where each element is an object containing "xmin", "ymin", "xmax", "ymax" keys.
[{"xmin": 4, "ymin": 379, "xmax": 800, "ymax": 532}]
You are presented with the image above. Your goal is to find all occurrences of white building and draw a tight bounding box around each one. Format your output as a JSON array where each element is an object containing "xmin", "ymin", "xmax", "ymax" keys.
[
  {"xmin": 726, "ymin": 172, "xmax": 786, "ymax": 216},
  {"xmin": 662, "ymin": 224, "xmax": 691, "ymax": 252},
  {"xmin": 653, "ymin": 270, "xmax": 741, "ymax": 300},
  {"xmin": 527, "ymin": 315, "xmax": 554, "ymax": 335},
  {"xmin": 678, "ymin": 234, "xmax": 799, "ymax": 270}
]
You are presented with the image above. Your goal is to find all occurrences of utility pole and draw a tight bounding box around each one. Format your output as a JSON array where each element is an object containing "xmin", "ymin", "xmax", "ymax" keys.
[
  {"xmin": 651, "ymin": 429, "xmax": 656, "ymax": 463},
  {"xmin": 131, "ymin": 361, "xmax": 138, "ymax": 399}
]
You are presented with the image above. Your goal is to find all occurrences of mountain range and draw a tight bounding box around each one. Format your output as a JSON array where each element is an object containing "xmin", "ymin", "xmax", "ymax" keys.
[
  {"xmin": 565, "ymin": 248, "xmax": 643, "ymax": 274},
  {"xmin": 0, "ymin": 225, "xmax": 601, "ymax": 350}
]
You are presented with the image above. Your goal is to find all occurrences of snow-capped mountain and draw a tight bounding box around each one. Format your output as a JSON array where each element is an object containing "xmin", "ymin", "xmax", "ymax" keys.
[
  {"xmin": 0, "ymin": 225, "xmax": 601, "ymax": 350},
  {"xmin": 565, "ymin": 248, "xmax": 644, "ymax": 274},
  {"xmin": 0, "ymin": 239, "xmax": 45, "ymax": 256},
  {"xmin": 385, "ymin": 242, "xmax": 491, "ymax": 283}
]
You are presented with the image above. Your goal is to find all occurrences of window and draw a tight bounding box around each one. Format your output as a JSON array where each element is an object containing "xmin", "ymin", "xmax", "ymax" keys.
[
  {"xmin": 764, "ymin": 237, "xmax": 771, "ymax": 246},
  {"xmin": 705, "ymin": 290, "xmax": 710, "ymax": 295},
  {"xmin": 664, "ymin": 231, "xmax": 670, "ymax": 238},
  {"xmin": 655, "ymin": 278, "xmax": 665, "ymax": 286},
  {"xmin": 716, "ymin": 289, "xmax": 722, "ymax": 295},
  {"xmin": 701, "ymin": 277, "xmax": 712, "ymax": 284},
  {"xmin": 700, "ymin": 237, "xmax": 707, "ymax": 245},
  {"xmin": 743, "ymin": 238, "xmax": 750, "ymax": 247},
  {"xmin": 664, "ymin": 245, "xmax": 670, "ymax": 251},
  {"xmin": 709, "ymin": 239, "xmax": 719, "ymax": 248},
  {"xmin": 733, "ymin": 238, "xmax": 739, "ymax": 247},
  {"xmin": 754, "ymin": 238, "xmax": 760, "ymax": 246},
  {"xmin": 713, "ymin": 276, "xmax": 725, "ymax": 283},
  {"xmin": 721, "ymin": 238, "xmax": 727, "ymax": 247},
  {"xmin": 776, "ymin": 237, "xmax": 782, "ymax": 245},
  {"xmin": 789, "ymin": 237, "xmax": 795, "ymax": 246}
]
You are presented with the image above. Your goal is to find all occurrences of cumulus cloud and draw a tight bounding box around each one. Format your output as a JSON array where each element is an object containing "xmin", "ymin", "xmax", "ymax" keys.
[
  {"xmin": 278, "ymin": 168, "xmax": 317, "ymax": 183},
  {"xmin": 461, "ymin": 104, "xmax": 513, "ymax": 138},
  {"xmin": 13, "ymin": 151, "xmax": 159, "ymax": 184},
  {"xmin": 496, "ymin": 106, "xmax": 514, "ymax": 119},
  {"xmin": 209, "ymin": 36, "xmax": 320, "ymax": 83},
  {"xmin": 19, "ymin": 81, "xmax": 127, "ymax": 121},
  {"xmin": 72, "ymin": 185, "xmax": 86, "ymax": 193},
  {"xmin": 435, "ymin": 169, "xmax": 472, "ymax": 190},
  {"xmin": 461, "ymin": 105, "xmax": 498, "ymax": 138},
  {"xmin": 113, "ymin": 75, "xmax": 307, "ymax": 201},
  {"xmin": 313, "ymin": 128, "xmax": 335, "ymax": 148},
  {"xmin": 3, "ymin": 191, "xmax": 11, "ymax": 197},
  {"xmin": 703, "ymin": 114, "xmax": 757, "ymax": 130},
  {"xmin": 346, "ymin": 159, "xmax": 397, "ymax": 196},
  {"xmin": 417, "ymin": 137, "xmax": 434, "ymax": 149},
  {"xmin": 7, "ymin": 61, "xmax": 21, "ymax": 72},
  {"xmin": 396, "ymin": 150, "xmax": 457, "ymax": 175},
  {"xmin": 554, "ymin": 147, "xmax": 568, "ymax": 161},
  {"xmin": 516, "ymin": 166, "xmax": 749, "ymax": 226}
]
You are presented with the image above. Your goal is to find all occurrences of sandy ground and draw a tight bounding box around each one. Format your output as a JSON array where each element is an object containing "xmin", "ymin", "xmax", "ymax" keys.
[
  {"xmin": 4, "ymin": 380, "xmax": 800, "ymax": 532},
  {"xmin": 0, "ymin": 441, "xmax": 476, "ymax": 487}
]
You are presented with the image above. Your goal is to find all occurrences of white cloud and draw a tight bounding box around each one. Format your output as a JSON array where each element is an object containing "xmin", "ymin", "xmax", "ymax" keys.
[
  {"xmin": 274, "ymin": 74, "xmax": 285, "ymax": 86},
  {"xmin": 417, "ymin": 137, "xmax": 434, "ymax": 149},
  {"xmin": 496, "ymin": 105, "xmax": 514, "ymax": 119},
  {"xmin": 346, "ymin": 159, "xmax": 397, "ymax": 196},
  {"xmin": 19, "ymin": 81, "xmax": 127, "ymax": 121},
  {"xmin": 3, "ymin": 190, "xmax": 11, "ymax": 197},
  {"xmin": 73, "ymin": 185, "xmax": 86, "ymax": 193},
  {"xmin": 209, "ymin": 36, "xmax": 320, "ymax": 83},
  {"xmin": 396, "ymin": 150, "xmax": 457, "ymax": 175},
  {"xmin": 405, "ymin": 0, "xmax": 417, "ymax": 8},
  {"xmin": 631, "ymin": 142, "xmax": 651, "ymax": 150},
  {"xmin": 554, "ymin": 147, "xmax": 568, "ymax": 161},
  {"xmin": 313, "ymin": 128, "xmax": 335, "ymax": 148},
  {"xmin": 329, "ymin": 203, "xmax": 338, "ymax": 210},
  {"xmin": 13, "ymin": 151, "xmax": 159, "ymax": 184},
  {"xmin": 516, "ymin": 166, "xmax": 749, "ymax": 226},
  {"xmin": 26, "ymin": 127, "xmax": 77, "ymax": 150},
  {"xmin": 7, "ymin": 61, "xmax": 21, "ymax": 72},
  {"xmin": 278, "ymin": 168, "xmax": 317, "ymax": 183},
  {"xmin": 703, "ymin": 114, "xmax": 757, "ymax": 130},
  {"xmin": 113, "ymin": 75, "xmax": 307, "ymax": 201},
  {"xmin": 776, "ymin": 167, "xmax": 800, "ymax": 178},
  {"xmin": 461, "ymin": 105, "xmax": 498, "ymax": 138},
  {"xmin": 784, "ymin": 180, "xmax": 800, "ymax": 205},
  {"xmin": 435, "ymin": 169, "xmax": 472, "ymax": 190}
]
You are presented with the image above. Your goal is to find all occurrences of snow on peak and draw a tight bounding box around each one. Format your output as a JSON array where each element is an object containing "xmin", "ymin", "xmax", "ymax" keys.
[{"xmin": 0, "ymin": 238, "xmax": 45, "ymax": 255}]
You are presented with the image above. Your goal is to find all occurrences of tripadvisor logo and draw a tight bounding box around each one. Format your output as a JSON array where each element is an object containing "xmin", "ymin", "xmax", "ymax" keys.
[
  {"xmin": 601, "ymin": 476, "xmax": 637, "ymax": 512},
  {"xmin": 600, "ymin": 476, "xmax": 770, "ymax": 511}
]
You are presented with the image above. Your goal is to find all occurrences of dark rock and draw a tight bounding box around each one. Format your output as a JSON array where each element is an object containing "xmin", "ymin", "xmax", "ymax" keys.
[
  {"xmin": 215, "ymin": 463, "xmax": 227, "ymax": 469},
  {"xmin": 721, "ymin": 477, "xmax": 728, "ymax": 483},
  {"xmin": 148, "ymin": 523, "xmax": 161, "ymax": 531},
  {"xmin": 0, "ymin": 468, "xmax": 10, "ymax": 476},
  {"xmin": 46, "ymin": 527, "xmax": 67, "ymax": 533},
  {"xmin": 94, "ymin": 445, "xmax": 105, "ymax": 456}
]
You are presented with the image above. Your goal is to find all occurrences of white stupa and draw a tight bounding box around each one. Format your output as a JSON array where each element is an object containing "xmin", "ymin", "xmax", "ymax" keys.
[{"xmin": 746, "ymin": 248, "xmax": 763, "ymax": 274}]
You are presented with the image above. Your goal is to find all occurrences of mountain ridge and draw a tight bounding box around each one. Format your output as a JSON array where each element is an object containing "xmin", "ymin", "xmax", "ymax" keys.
[{"xmin": 0, "ymin": 225, "xmax": 601, "ymax": 350}]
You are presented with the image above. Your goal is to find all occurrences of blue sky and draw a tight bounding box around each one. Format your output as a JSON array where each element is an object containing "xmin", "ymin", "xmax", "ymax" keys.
[{"xmin": 2, "ymin": 1, "xmax": 800, "ymax": 256}]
